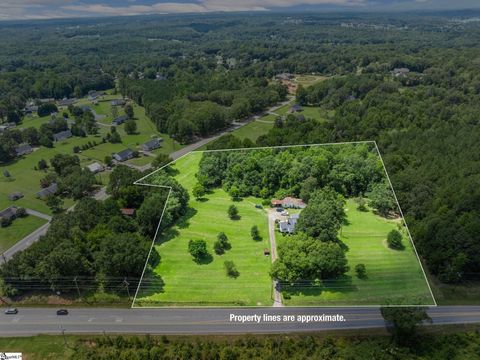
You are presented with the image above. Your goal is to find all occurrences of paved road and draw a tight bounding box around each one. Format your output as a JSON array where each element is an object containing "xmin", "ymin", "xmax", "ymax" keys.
[
  {"xmin": 0, "ymin": 306, "xmax": 479, "ymax": 336},
  {"xmin": 267, "ymin": 211, "xmax": 283, "ymax": 307},
  {"xmin": 3, "ymin": 222, "xmax": 50, "ymax": 261},
  {"xmin": 25, "ymin": 209, "xmax": 52, "ymax": 221}
]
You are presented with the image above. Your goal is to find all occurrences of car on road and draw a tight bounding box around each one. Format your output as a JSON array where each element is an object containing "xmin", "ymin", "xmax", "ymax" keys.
[
  {"xmin": 56, "ymin": 309, "xmax": 69, "ymax": 315},
  {"xmin": 4, "ymin": 308, "xmax": 18, "ymax": 315}
]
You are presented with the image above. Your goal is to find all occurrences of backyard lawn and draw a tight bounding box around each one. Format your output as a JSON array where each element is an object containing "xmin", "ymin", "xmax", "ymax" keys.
[
  {"xmin": 280, "ymin": 198, "xmax": 435, "ymax": 306},
  {"xmin": 0, "ymin": 215, "xmax": 47, "ymax": 253},
  {"xmin": 135, "ymin": 152, "xmax": 273, "ymax": 306}
]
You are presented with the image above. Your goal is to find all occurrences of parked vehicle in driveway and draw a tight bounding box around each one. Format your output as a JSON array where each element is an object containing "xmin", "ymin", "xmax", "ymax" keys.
[
  {"xmin": 4, "ymin": 308, "xmax": 18, "ymax": 315},
  {"xmin": 56, "ymin": 309, "xmax": 69, "ymax": 315}
]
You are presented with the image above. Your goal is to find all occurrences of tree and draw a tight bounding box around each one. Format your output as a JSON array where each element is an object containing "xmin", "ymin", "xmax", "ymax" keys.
[
  {"xmin": 355, "ymin": 263, "xmax": 366, "ymax": 278},
  {"xmin": 0, "ymin": 217, "xmax": 12, "ymax": 228},
  {"xmin": 368, "ymin": 182, "xmax": 397, "ymax": 217},
  {"xmin": 270, "ymin": 233, "xmax": 348, "ymax": 283},
  {"xmin": 152, "ymin": 153, "xmax": 171, "ymax": 168},
  {"xmin": 192, "ymin": 183, "xmax": 206, "ymax": 200},
  {"xmin": 188, "ymin": 239, "xmax": 208, "ymax": 262},
  {"xmin": 37, "ymin": 159, "xmax": 48, "ymax": 170},
  {"xmin": 229, "ymin": 185, "xmax": 240, "ymax": 200},
  {"xmin": 387, "ymin": 229, "xmax": 403, "ymax": 249},
  {"xmin": 227, "ymin": 205, "xmax": 238, "ymax": 219},
  {"xmin": 355, "ymin": 197, "xmax": 367, "ymax": 212},
  {"xmin": 381, "ymin": 305, "xmax": 431, "ymax": 345},
  {"xmin": 124, "ymin": 104, "xmax": 134, "ymax": 119},
  {"xmin": 37, "ymin": 103, "xmax": 58, "ymax": 117},
  {"xmin": 50, "ymin": 154, "xmax": 80, "ymax": 175},
  {"xmin": 224, "ymin": 260, "xmax": 239, "ymax": 278},
  {"xmin": 297, "ymin": 188, "xmax": 346, "ymax": 242},
  {"xmin": 250, "ymin": 225, "xmax": 260, "ymax": 240},
  {"xmin": 46, "ymin": 195, "xmax": 64, "ymax": 213},
  {"xmin": 124, "ymin": 119, "xmax": 137, "ymax": 135},
  {"xmin": 15, "ymin": 207, "xmax": 27, "ymax": 218},
  {"xmin": 104, "ymin": 155, "xmax": 113, "ymax": 167},
  {"xmin": 214, "ymin": 232, "xmax": 230, "ymax": 254}
]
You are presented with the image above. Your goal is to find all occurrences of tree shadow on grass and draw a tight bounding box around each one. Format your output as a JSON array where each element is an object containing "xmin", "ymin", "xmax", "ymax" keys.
[
  {"xmin": 194, "ymin": 252, "xmax": 213, "ymax": 265},
  {"xmin": 135, "ymin": 272, "xmax": 165, "ymax": 299},
  {"xmin": 281, "ymin": 275, "xmax": 358, "ymax": 299},
  {"xmin": 156, "ymin": 228, "xmax": 179, "ymax": 246},
  {"xmin": 176, "ymin": 207, "xmax": 198, "ymax": 229}
]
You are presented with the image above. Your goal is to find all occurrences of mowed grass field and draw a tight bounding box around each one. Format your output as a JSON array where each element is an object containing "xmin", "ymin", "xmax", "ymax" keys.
[
  {"xmin": 0, "ymin": 215, "xmax": 47, "ymax": 252},
  {"xmin": 135, "ymin": 152, "xmax": 273, "ymax": 306},
  {"xmin": 281, "ymin": 199, "xmax": 435, "ymax": 306}
]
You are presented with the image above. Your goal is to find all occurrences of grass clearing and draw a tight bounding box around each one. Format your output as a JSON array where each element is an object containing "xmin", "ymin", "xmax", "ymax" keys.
[
  {"xmin": 135, "ymin": 152, "xmax": 272, "ymax": 306},
  {"xmin": 0, "ymin": 215, "xmax": 47, "ymax": 252},
  {"xmin": 281, "ymin": 199, "xmax": 434, "ymax": 306}
]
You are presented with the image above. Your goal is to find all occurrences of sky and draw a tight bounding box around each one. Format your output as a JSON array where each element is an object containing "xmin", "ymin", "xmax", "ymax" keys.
[{"xmin": 1, "ymin": 0, "xmax": 480, "ymax": 21}]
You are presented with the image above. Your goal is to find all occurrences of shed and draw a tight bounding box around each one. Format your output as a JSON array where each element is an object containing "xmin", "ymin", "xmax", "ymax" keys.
[
  {"xmin": 8, "ymin": 192, "xmax": 24, "ymax": 201},
  {"xmin": 121, "ymin": 208, "xmax": 136, "ymax": 217},
  {"xmin": 0, "ymin": 206, "xmax": 18, "ymax": 221},
  {"xmin": 86, "ymin": 162, "xmax": 104, "ymax": 174}
]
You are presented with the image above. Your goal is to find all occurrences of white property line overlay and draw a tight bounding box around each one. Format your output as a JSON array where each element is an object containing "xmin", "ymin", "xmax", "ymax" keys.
[
  {"xmin": 131, "ymin": 140, "xmax": 437, "ymax": 308},
  {"xmin": 373, "ymin": 141, "xmax": 437, "ymax": 307}
]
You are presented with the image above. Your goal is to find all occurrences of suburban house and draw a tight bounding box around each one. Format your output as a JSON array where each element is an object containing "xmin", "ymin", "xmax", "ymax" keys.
[
  {"xmin": 113, "ymin": 148, "xmax": 135, "ymax": 162},
  {"xmin": 8, "ymin": 192, "xmax": 24, "ymax": 201},
  {"xmin": 0, "ymin": 123, "xmax": 16, "ymax": 132},
  {"xmin": 36, "ymin": 183, "xmax": 58, "ymax": 199},
  {"xmin": 271, "ymin": 197, "xmax": 306, "ymax": 209},
  {"xmin": 279, "ymin": 213, "xmax": 300, "ymax": 234},
  {"xmin": 111, "ymin": 99, "xmax": 126, "ymax": 106},
  {"xmin": 121, "ymin": 208, "xmax": 136, "ymax": 217},
  {"xmin": 88, "ymin": 90, "xmax": 103, "ymax": 100},
  {"xmin": 275, "ymin": 73, "xmax": 294, "ymax": 81},
  {"xmin": 53, "ymin": 129, "xmax": 72, "ymax": 142},
  {"xmin": 57, "ymin": 98, "xmax": 76, "ymax": 107},
  {"xmin": 15, "ymin": 143, "xmax": 33, "ymax": 157},
  {"xmin": 0, "ymin": 206, "xmax": 18, "ymax": 221},
  {"xmin": 86, "ymin": 162, "xmax": 104, "ymax": 174},
  {"xmin": 112, "ymin": 115, "xmax": 128, "ymax": 126},
  {"xmin": 24, "ymin": 104, "xmax": 38, "ymax": 114},
  {"xmin": 141, "ymin": 138, "xmax": 162, "ymax": 152},
  {"xmin": 289, "ymin": 104, "xmax": 303, "ymax": 113}
]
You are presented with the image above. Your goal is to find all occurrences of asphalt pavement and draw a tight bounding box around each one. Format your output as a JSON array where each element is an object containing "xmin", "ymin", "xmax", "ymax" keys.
[{"xmin": 0, "ymin": 306, "xmax": 479, "ymax": 336}]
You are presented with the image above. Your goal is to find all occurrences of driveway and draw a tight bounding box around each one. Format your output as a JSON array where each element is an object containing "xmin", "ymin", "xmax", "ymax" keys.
[{"xmin": 268, "ymin": 210, "xmax": 283, "ymax": 307}]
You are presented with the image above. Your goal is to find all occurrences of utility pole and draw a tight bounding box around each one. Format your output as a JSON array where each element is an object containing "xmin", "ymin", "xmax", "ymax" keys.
[
  {"xmin": 73, "ymin": 276, "xmax": 81, "ymax": 298},
  {"xmin": 123, "ymin": 278, "xmax": 130, "ymax": 299}
]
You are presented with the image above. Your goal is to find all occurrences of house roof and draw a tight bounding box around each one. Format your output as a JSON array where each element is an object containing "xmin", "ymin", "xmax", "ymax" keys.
[
  {"xmin": 53, "ymin": 130, "xmax": 72, "ymax": 142},
  {"xmin": 142, "ymin": 138, "xmax": 161, "ymax": 150},
  {"xmin": 36, "ymin": 183, "xmax": 58, "ymax": 198},
  {"xmin": 15, "ymin": 143, "xmax": 33, "ymax": 156},
  {"xmin": 0, "ymin": 206, "xmax": 18, "ymax": 219},
  {"xmin": 8, "ymin": 192, "xmax": 24, "ymax": 201},
  {"xmin": 121, "ymin": 208, "xmax": 135, "ymax": 216},
  {"xmin": 113, "ymin": 115, "xmax": 128, "ymax": 125},
  {"xmin": 290, "ymin": 104, "xmax": 302, "ymax": 112},
  {"xmin": 111, "ymin": 99, "xmax": 126, "ymax": 106},
  {"xmin": 86, "ymin": 162, "xmax": 104, "ymax": 173},
  {"xmin": 114, "ymin": 148, "xmax": 134, "ymax": 161}
]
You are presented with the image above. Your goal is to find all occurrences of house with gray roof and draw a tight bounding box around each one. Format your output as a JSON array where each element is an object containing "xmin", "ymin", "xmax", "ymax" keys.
[
  {"xmin": 112, "ymin": 115, "xmax": 128, "ymax": 126},
  {"xmin": 0, "ymin": 206, "xmax": 18, "ymax": 221},
  {"xmin": 141, "ymin": 138, "xmax": 162, "ymax": 152},
  {"xmin": 8, "ymin": 192, "xmax": 24, "ymax": 201},
  {"xmin": 113, "ymin": 148, "xmax": 134, "ymax": 162},
  {"xmin": 53, "ymin": 129, "xmax": 72, "ymax": 142},
  {"xmin": 111, "ymin": 99, "xmax": 126, "ymax": 106},
  {"xmin": 15, "ymin": 143, "xmax": 33, "ymax": 157},
  {"xmin": 57, "ymin": 98, "xmax": 77, "ymax": 107},
  {"xmin": 279, "ymin": 213, "xmax": 300, "ymax": 234},
  {"xmin": 289, "ymin": 104, "xmax": 303, "ymax": 113},
  {"xmin": 86, "ymin": 162, "xmax": 104, "ymax": 174},
  {"xmin": 36, "ymin": 183, "xmax": 58, "ymax": 199}
]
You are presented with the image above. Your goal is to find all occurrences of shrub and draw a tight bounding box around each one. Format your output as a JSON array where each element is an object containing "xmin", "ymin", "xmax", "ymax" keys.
[
  {"xmin": 0, "ymin": 217, "xmax": 12, "ymax": 228},
  {"xmin": 228, "ymin": 205, "xmax": 238, "ymax": 219},
  {"xmin": 188, "ymin": 239, "xmax": 208, "ymax": 261},
  {"xmin": 16, "ymin": 207, "xmax": 27, "ymax": 218},
  {"xmin": 355, "ymin": 263, "xmax": 366, "ymax": 278},
  {"xmin": 214, "ymin": 232, "xmax": 230, "ymax": 254},
  {"xmin": 224, "ymin": 260, "xmax": 239, "ymax": 278},
  {"xmin": 387, "ymin": 230, "xmax": 403, "ymax": 249},
  {"xmin": 251, "ymin": 225, "xmax": 260, "ymax": 240}
]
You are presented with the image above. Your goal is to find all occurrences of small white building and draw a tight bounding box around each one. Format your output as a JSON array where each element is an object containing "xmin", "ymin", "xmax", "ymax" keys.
[{"xmin": 86, "ymin": 162, "xmax": 104, "ymax": 174}]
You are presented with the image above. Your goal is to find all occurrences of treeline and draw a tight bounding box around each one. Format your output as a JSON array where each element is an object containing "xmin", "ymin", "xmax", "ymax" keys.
[
  {"xmin": 198, "ymin": 143, "xmax": 385, "ymax": 200},
  {"xmin": 0, "ymin": 166, "xmax": 188, "ymax": 298},
  {"xmin": 257, "ymin": 67, "xmax": 480, "ymax": 283},
  {"xmin": 67, "ymin": 330, "xmax": 480, "ymax": 359},
  {"xmin": 121, "ymin": 70, "xmax": 287, "ymax": 142}
]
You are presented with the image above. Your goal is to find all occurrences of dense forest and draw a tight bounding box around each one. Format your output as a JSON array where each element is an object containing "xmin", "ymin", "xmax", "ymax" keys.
[{"xmin": 0, "ymin": 10, "xmax": 479, "ymax": 292}]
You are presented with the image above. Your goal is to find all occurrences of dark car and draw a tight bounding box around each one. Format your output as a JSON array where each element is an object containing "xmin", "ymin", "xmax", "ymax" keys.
[
  {"xmin": 255, "ymin": 204, "xmax": 262, "ymax": 209},
  {"xmin": 276, "ymin": 207, "xmax": 284, "ymax": 212},
  {"xmin": 4, "ymin": 308, "xmax": 18, "ymax": 315},
  {"xmin": 56, "ymin": 309, "xmax": 69, "ymax": 315}
]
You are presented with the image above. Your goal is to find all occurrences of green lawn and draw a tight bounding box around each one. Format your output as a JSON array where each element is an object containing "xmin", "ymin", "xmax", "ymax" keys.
[
  {"xmin": 135, "ymin": 152, "xmax": 273, "ymax": 306},
  {"xmin": 231, "ymin": 119, "xmax": 275, "ymax": 142},
  {"xmin": 0, "ymin": 215, "xmax": 47, "ymax": 253},
  {"xmin": 280, "ymin": 199, "xmax": 435, "ymax": 306}
]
